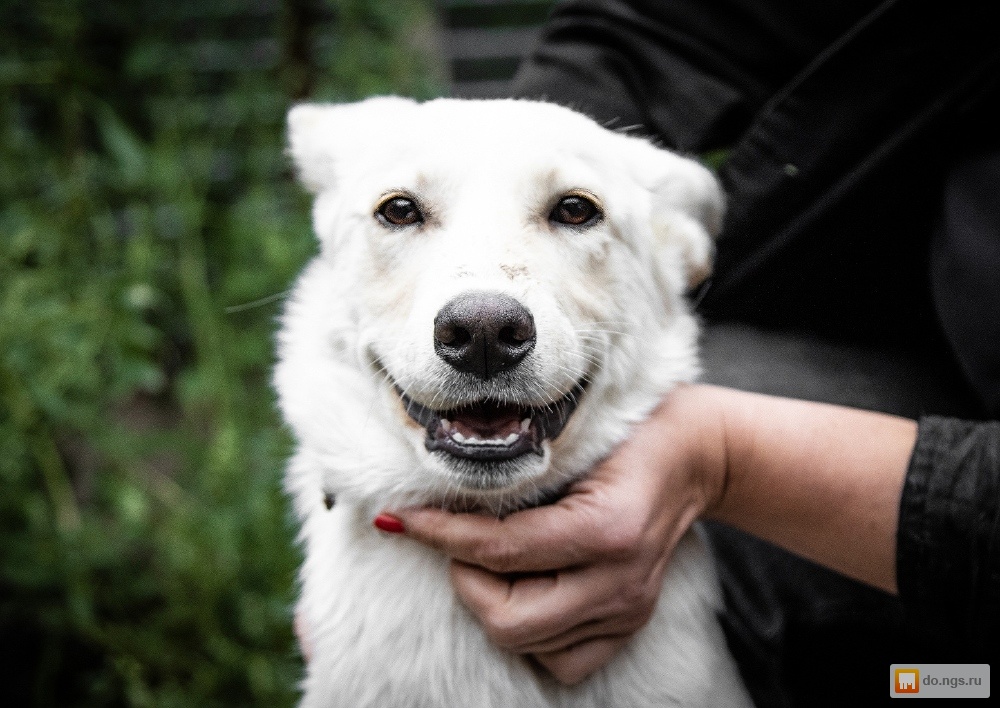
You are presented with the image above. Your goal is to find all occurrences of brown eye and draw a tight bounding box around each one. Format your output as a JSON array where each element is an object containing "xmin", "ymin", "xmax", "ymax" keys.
[
  {"xmin": 550, "ymin": 195, "xmax": 601, "ymax": 227},
  {"xmin": 377, "ymin": 197, "xmax": 423, "ymax": 227}
]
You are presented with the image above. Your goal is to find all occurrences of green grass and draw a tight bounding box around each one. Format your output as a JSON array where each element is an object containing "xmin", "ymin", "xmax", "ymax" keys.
[{"xmin": 0, "ymin": 0, "xmax": 444, "ymax": 704}]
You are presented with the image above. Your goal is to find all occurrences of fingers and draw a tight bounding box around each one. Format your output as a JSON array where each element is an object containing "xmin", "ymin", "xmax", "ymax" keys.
[
  {"xmin": 391, "ymin": 459, "xmax": 665, "ymax": 576},
  {"xmin": 533, "ymin": 635, "xmax": 632, "ymax": 686},
  {"xmin": 394, "ymin": 501, "xmax": 609, "ymax": 573},
  {"xmin": 449, "ymin": 559, "xmax": 659, "ymax": 654}
]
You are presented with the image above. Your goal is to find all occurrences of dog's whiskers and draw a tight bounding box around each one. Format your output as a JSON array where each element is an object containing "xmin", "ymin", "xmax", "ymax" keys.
[{"xmin": 224, "ymin": 289, "xmax": 290, "ymax": 314}]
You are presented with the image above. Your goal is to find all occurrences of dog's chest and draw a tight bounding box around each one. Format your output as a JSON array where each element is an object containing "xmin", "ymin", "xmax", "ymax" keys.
[
  {"xmin": 296, "ymin": 507, "xmax": 753, "ymax": 708},
  {"xmin": 297, "ymin": 506, "xmax": 557, "ymax": 707}
]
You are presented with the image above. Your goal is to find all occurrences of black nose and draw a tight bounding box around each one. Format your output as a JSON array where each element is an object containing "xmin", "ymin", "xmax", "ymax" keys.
[{"xmin": 433, "ymin": 291, "xmax": 536, "ymax": 379}]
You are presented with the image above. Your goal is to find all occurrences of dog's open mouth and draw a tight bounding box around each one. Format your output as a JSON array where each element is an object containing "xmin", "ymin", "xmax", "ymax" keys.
[{"xmin": 397, "ymin": 382, "xmax": 586, "ymax": 462}]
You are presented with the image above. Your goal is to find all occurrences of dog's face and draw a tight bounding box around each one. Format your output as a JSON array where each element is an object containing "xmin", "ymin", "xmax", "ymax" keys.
[{"xmin": 282, "ymin": 97, "xmax": 721, "ymax": 512}]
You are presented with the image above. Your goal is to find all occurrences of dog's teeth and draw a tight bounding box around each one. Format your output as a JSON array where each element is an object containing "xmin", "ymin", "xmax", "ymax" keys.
[{"xmin": 449, "ymin": 424, "xmax": 527, "ymax": 446}]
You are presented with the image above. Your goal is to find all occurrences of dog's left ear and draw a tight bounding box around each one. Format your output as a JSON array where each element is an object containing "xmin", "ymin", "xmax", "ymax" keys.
[{"xmin": 628, "ymin": 141, "xmax": 724, "ymax": 290}]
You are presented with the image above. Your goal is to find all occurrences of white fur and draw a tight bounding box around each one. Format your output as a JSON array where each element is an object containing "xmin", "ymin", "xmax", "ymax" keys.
[{"xmin": 275, "ymin": 97, "xmax": 751, "ymax": 707}]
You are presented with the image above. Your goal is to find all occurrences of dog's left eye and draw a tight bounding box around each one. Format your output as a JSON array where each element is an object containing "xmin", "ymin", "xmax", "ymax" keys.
[
  {"xmin": 550, "ymin": 195, "xmax": 601, "ymax": 227},
  {"xmin": 376, "ymin": 197, "xmax": 423, "ymax": 227}
]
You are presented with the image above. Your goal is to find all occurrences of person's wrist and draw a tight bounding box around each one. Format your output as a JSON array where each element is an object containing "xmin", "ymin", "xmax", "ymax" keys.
[{"xmin": 678, "ymin": 384, "xmax": 735, "ymax": 521}]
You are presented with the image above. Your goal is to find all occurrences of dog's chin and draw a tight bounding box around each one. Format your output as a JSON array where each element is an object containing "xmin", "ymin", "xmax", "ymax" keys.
[
  {"xmin": 425, "ymin": 451, "xmax": 554, "ymax": 507},
  {"xmin": 394, "ymin": 379, "xmax": 587, "ymax": 506}
]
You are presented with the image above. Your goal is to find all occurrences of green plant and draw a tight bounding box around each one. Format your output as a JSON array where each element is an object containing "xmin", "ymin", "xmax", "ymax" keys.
[{"xmin": 0, "ymin": 1, "xmax": 443, "ymax": 704}]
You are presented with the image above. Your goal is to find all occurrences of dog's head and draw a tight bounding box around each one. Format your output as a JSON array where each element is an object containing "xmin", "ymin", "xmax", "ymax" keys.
[{"xmin": 280, "ymin": 97, "xmax": 721, "ymax": 513}]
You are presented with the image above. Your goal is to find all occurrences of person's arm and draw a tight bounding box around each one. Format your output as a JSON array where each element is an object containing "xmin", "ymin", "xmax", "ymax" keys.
[
  {"xmin": 704, "ymin": 384, "xmax": 916, "ymax": 593},
  {"xmin": 388, "ymin": 384, "xmax": 917, "ymax": 683}
]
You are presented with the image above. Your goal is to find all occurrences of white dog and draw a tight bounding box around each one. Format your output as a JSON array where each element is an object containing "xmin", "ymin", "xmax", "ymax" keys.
[{"xmin": 275, "ymin": 96, "xmax": 752, "ymax": 707}]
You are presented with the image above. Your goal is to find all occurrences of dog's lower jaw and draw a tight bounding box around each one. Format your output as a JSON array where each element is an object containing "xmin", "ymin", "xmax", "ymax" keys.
[{"xmin": 406, "ymin": 441, "xmax": 558, "ymax": 517}]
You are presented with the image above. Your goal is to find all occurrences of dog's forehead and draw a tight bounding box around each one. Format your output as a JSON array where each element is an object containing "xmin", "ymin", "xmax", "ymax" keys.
[
  {"xmin": 359, "ymin": 100, "xmax": 626, "ymax": 191},
  {"xmin": 416, "ymin": 99, "xmax": 610, "ymax": 143}
]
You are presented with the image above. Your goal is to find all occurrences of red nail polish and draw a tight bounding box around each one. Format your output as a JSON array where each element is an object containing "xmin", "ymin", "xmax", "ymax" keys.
[{"xmin": 373, "ymin": 513, "xmax": 405, "ymax": 534}]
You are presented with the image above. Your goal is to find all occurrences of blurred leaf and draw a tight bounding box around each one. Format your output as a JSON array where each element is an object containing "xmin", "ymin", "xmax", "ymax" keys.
[{"xmin": 94, "ymin": 101, "xmax": 148, "ymax": 188}]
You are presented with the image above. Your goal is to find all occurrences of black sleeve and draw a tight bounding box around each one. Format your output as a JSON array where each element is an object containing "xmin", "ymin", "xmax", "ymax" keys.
[{"xmin": 897, "ymin": 416, "xmax": 1000, "ymax": 651}]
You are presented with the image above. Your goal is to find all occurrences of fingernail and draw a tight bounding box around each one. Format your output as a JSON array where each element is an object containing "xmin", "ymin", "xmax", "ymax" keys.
[{"xmin": 373, "ymin": 513, "xmax": 405, "ymax": 534}]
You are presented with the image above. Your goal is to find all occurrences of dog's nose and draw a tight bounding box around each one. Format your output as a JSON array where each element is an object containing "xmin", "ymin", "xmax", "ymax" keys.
[{"xmin": 433, "ymin": 291, "xmax": 536, "ymax": 379}]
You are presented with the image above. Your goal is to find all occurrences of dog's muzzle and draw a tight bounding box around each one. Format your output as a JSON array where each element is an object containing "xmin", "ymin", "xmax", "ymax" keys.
[{"xmin": 393, "ymin": 290, "xmax": 586, "ymax": 464}]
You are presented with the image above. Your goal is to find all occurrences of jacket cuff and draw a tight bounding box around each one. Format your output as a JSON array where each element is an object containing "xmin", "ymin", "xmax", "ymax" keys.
[{"xmin": 896, "ymin": 415, "xmax": 1000, "ymax": 646}]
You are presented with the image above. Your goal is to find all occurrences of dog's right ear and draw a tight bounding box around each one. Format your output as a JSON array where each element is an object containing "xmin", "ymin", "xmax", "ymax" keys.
[
  {"xmin": 287, "ymin": 97, "xmax": 418, "ymax": 193},
  {"xmin": 646, "ymin": 155, "xmax": 724, "ymax": 291}
]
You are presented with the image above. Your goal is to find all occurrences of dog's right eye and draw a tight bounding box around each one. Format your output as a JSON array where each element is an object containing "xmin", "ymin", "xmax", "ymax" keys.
[{"xmin": 376, "ymin": 197, "xmax": 423, "ymax": 227}]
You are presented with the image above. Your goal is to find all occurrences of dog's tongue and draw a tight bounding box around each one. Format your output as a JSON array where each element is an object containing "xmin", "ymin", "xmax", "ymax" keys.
[{"xmin": 449, "ymin": 402, "xmax": 524, "ymax": 440}]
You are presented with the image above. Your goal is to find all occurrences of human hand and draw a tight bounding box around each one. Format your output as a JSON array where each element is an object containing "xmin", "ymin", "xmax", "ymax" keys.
[{"xmin": 388, "ymin": 384, "xmax": 727, "ymax": 685}]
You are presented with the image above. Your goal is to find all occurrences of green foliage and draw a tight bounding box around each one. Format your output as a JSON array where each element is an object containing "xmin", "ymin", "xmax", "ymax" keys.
[{"xmin": 0, "ymin": 0, "xmax": 443, "ymax": 704}]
